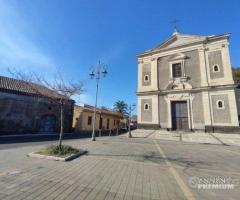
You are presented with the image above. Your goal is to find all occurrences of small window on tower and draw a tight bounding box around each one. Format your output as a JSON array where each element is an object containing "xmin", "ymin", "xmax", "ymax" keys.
[
  {"xmin": 213, "ymin": 65, "xmax": 220, "ymax": 72},
  {"xmin": 144, "ymin": 103, "xmax": 149, "ymax": 110},
  {"xmin": 144, "ymin": 75, "xmax": 149, "ymax": 82},
  {"xmin": 216, "ymin": 100, "xmax": 224, "ymax": 109}
]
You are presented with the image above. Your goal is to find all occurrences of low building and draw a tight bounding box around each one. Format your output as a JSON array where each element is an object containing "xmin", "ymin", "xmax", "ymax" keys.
[
  {"xmin": 0, "ymin": 76, "xmax": 74, "ymax": 135},
  {"xmin": 73, "ymin": 104, "xmax": 123, "ymax": 132}
]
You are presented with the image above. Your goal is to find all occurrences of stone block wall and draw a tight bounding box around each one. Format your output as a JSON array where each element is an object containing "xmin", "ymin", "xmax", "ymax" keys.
[{"xmin": 0, "ymin": 91, "xmax": 74, "ymax": 135}]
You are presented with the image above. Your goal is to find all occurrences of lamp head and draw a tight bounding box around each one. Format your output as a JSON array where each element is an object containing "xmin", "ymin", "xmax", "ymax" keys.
[
  {"xmin": 102, "ymin": 66, "xmax": 108, "ymax": 77},
  {"xmin": 89, "ymin": 71, "xmax": 95, "ymax": 79}
]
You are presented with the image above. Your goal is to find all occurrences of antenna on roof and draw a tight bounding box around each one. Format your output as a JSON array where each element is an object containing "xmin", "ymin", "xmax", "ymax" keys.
[{"xmin": 171, "ymin": 19, "xmax": 180, "ymax": 35}]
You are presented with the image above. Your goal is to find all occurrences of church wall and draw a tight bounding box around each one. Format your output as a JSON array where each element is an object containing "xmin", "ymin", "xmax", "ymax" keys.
[
  {"xmin": 235, "ymin": 89, "xmax": 240, "ymax": 119},
  {"xmin": 141, "ymin": 99, "xmax": 152, "ymax": 122},
  {"xmin": 159, "ymin": 95, "xmax": 168, "ymax": 128},
  {"xmin": 184, "ymin": 50, "xmax": 201, "ymax": 88},
  {"xmin": 157, "ymin": 50, "xmax": 201, "ymax": 90},
  {"xmin": 158, "ymin": 56, "xmax": 171, "ymax": 90},
  {"xmin": 142, "ymin": 63, "xmax": 151, "ymax": 86},
  {"xmin": 137, "ymin": 95, "xmax": 159, "ymax": 128},
  {"xmin": 208, "ymin": 50, "xmax": 224, "ymax": 79},
  {"xmin": 211, "ymin": 94, "xmax": 231, "ymax": 124},
  {"xmin": 192, "ymin": 92, "xmax": 205, "ymax": 129},
  {"xmin": 202, "ymin": 89, "xmax": 239, "ymax": 128}
]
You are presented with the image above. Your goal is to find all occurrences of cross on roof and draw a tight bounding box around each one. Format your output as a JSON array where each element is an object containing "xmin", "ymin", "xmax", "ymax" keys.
[{"xmin": 171, "ymin": 19, "xmax": 179, "ymax": 33}]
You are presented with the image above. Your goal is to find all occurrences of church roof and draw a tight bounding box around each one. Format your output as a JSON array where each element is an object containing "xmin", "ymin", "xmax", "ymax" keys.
[{"xmin": 137, "ymin": 32, "xmax": 230, "ymax": 57}]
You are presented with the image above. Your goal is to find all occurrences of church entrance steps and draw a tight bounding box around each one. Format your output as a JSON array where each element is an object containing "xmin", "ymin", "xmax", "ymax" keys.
[{"xmin": 130, "ymin": 129, "xmax": 240, "ymax": 147}]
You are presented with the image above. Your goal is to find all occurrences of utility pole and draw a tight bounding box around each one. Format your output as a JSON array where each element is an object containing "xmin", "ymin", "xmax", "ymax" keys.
[
  {"xmin": 128, "ymin": 104, "xmax": 135, "ymax": 138},
  {"xmin": 89, "ymin": 61, "xmax": 108, "ymax": 141}
]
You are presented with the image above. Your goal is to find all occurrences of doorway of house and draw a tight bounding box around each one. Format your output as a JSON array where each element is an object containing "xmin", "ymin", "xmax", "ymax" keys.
[
  {"xmin": 40, "ymin": 114, "xmax": 56, "ymax": 133},
  {"xmin": 171, "ymin": 101, "xmax": 189, "ymax": 130}
]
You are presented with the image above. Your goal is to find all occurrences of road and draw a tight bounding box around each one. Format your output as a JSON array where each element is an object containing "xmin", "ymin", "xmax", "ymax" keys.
[{"xmin": 0, "ymin": 132, "xmax": 240, "ymax": 199}]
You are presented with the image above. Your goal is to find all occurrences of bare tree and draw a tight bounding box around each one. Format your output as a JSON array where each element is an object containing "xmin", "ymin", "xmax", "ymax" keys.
[{"xmin": 9, "ymin": 69, "xmax": 84, "ymax": 149}]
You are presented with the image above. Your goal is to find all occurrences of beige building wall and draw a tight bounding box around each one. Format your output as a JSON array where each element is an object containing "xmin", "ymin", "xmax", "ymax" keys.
[{"xmin": 73, "ymin": 106, "xmax": 122, "ymax": 132}]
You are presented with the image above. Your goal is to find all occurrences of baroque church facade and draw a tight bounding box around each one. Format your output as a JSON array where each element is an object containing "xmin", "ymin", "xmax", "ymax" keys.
[{"xmin": 137, "ymin": 31, "xmax": 240, "ymax": 132}]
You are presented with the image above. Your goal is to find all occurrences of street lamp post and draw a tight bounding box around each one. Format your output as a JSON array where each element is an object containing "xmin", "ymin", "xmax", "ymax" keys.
[
  {"xmin": 89, "ymin": 61, "xmax": 108, "ymax": 141},
  {"xmin": 128, "ymin": 104, "xmax": 135, "ymax": 138}
]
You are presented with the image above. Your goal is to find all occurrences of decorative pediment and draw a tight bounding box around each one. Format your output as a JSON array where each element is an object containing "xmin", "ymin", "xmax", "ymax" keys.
[
  {"xmin": 152, "ymin": 33, "xmax": 206, "ymax": 51},
  {"xmin": 137, "ymin": 32, "xmax": 230, "ymax": 57}
]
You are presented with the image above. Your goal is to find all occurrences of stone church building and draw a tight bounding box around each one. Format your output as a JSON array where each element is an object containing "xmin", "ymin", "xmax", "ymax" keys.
[{"xmin": 137, "ymin": 31, "xmax": 240, "ymax": 132}]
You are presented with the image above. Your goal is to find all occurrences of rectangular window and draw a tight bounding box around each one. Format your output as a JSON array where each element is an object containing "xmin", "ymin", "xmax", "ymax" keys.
[
  {"xmin": 172, "ymin": 63, "xmax": 182, "ymax": 78},
  {"xmin": 87, "ymin": 116, "xmax": 92, "ymax": 125},
  {"xmin": 114, "ymin": 120, "xmax": 116, "ymax": 126}
]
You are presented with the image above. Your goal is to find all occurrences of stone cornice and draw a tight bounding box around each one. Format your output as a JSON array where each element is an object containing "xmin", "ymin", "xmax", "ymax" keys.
[
  {"xmin": 137, "ymin": 41, "xmax": 204, "ymax": 58},
  {"xmin": 137, "ymin": 84, "xmax": 236, "ymax": 96}
]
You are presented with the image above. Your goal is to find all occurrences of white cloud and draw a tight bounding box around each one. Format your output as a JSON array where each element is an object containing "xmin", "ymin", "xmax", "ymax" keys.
[{"xmin": 0, "ymin": 1, "xmax": 57, "ymax": 73}]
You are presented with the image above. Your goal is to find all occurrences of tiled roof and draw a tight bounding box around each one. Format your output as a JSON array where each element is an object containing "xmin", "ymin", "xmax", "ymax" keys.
[
  {"xmin": 0, "ymin": 75, "xmax": 64, "ymax": 99},
  {"xmin": 75, "ymin": 104, "xmax": 123, "ymax": 118}
]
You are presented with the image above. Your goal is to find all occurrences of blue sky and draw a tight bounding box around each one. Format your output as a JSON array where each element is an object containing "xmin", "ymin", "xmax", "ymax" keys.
[{"xmin": 0, "ymin": 0, "xmax": 240, "ymax": 113}]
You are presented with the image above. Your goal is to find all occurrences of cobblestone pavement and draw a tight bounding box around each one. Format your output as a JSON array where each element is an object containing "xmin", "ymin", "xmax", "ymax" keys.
[{"xmin": 0, "ymin": 133, "xmax": 240, "ymax": 199}]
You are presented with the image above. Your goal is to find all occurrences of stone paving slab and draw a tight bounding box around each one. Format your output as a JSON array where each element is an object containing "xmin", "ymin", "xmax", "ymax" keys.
[{"xmin": 0, "ymin": 135, "xmax": 240, "ymax": 199}]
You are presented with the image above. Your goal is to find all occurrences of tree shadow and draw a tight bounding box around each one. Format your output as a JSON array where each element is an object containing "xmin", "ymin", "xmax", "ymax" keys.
[
  {"xmin": 86, "ymin": 151, "xmax": 207, "ymax": 169},
  {"xmin": 0, "ymin": 130, "xmax": 128, "ymax": 145}
]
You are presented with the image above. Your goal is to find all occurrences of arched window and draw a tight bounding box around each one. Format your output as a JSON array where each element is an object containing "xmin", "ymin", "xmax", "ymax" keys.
[
  {"xmin": 144, "ymin": 103, "xmax": 149, "ymax": 110},
  {"xmin": 217, "ymin": 100, "xmax": 224, "ymax": 109},
  {"xmin": 144, "ymin": 75, "xmax": 149, "ymax": 82},
  {"xmin": 213, "ymin": 65, "xmax": 220, "ymax": 72}
]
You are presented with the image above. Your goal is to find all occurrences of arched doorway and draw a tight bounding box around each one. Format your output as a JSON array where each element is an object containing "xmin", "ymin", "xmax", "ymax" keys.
[{"xmin": 40, "ymin": 114, "xmax": 56, "ymax": 133}]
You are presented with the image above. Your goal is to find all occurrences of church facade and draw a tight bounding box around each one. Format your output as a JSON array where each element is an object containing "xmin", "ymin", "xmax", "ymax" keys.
[{"xmin": 137, "ymin": 31, "xmax": 240, "ymax": 132}]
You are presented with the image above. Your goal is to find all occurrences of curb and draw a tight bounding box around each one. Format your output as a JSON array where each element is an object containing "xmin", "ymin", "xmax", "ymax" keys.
[
  {"xmin": 28, "ymin": 150, "xmax": 87, "ymax": 161},
  {"xmin": 0, "ymin": 133, "xmax": 74, "ymax": 138}
]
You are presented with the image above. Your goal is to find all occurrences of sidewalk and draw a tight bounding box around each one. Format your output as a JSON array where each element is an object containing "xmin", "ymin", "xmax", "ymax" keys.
[{"xmin": 130, "ymin": 129, "xmax": 240, "ymax": 146}]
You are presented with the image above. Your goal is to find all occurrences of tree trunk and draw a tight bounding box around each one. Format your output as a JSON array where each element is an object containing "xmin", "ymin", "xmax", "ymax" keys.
[
  {"xmin": 128, "ymin": 117, "xmax": 132, "ymax": 138},
  {"xmin": 59, "ymin": 102, "xmax": 64, "ymax": 149}
]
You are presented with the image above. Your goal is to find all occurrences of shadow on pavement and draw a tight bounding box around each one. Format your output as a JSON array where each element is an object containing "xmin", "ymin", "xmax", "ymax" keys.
[
  {"xmin": 86, "ymin": 151, "xmax": 206, "ymax": 168},
  {"xmin": 0, "ymin": 130, "xmax": 128, "ymax": 145}
]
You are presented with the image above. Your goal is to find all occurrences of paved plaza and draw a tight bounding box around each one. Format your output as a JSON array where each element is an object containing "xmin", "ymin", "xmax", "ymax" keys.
[{"xmin": 0, "ymin": 131, "xmax": 240, "ymax": 199}]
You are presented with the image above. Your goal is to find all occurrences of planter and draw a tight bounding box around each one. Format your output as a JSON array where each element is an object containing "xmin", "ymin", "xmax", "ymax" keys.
[{"xmin": 28, "ymin": 150, "xmax": 87, "ymax": 161}]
